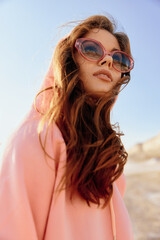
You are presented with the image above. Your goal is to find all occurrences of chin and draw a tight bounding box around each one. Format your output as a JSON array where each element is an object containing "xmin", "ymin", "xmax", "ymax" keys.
[
  {"xmin": 96, "ymin": 88, "xmax": 111, "ymax": 93},
  {"xmin": 84, "ymin": 85, "xmax": 112, "ymax": 95},
  {"xmin": 89, "ymin": 89, "xmax": 111, "ymax": 97}
]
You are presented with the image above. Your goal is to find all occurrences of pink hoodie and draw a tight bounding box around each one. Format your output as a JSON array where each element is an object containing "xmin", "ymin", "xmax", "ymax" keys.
[{"xmin": 0, "ymin": 56, "xmax": 133, "ymax": 240}]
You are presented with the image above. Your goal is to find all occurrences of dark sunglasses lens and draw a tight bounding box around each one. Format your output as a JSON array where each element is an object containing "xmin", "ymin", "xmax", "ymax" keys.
[
  {"xmin": 81, "ymin": 40, "xmax": 103, "ymax": 60},
  {"xmin": 112, "ymin": 52, "xmax": 131, "ymax": 71}
]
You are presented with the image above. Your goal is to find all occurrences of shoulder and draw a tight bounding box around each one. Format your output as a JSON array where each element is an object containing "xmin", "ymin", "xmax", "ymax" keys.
[{"xmin": 0, "ymin": 114, "xmax": 66, "ymax": 174}]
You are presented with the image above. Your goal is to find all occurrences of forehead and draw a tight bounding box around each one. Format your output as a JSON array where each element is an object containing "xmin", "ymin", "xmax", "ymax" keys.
[{"xmin": 83, "ymin": 28, "xmax": 120, "ymax": 51}]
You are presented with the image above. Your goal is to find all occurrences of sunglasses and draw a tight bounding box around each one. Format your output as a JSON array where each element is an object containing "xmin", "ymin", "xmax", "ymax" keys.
[{"xmin": 75, "ymin": 38, "xmax": 134, "ymax": 73}]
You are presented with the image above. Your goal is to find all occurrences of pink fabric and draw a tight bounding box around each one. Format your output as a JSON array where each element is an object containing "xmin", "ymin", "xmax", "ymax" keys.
[{"xmin": 0, "ymin": 56, "xmax": 133, "ymax": 240}]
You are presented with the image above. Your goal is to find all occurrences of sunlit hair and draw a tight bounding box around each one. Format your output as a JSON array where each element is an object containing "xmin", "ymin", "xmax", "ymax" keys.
[{"xmin": 34, "ymin": 15, "xmax": 134, "ymax": 208}]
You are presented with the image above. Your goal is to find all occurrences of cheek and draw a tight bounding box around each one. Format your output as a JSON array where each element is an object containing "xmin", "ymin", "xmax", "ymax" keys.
[
  {"xmin": 74, "ymin": 52, "xmax": 85, "ymax": 67},
  {"xmin": 114, "ymin": 72, "xmax": 121, "ymax": 82},
  {"xmin": 78, "ymin": 60, "xmax": 91, "ymax": 79},
  {"xmin": 79, "ymin": 65, "xmax": 93, "ymax": 86},
  {"xmin": 75, "ymin": 54, "xmax": 88, "ymax": 78}
]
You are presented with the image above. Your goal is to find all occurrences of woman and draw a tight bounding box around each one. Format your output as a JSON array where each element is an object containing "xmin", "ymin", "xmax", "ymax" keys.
[{"xmin": 0, "ymin": 15, "xmax": 134, "ymax": 239}]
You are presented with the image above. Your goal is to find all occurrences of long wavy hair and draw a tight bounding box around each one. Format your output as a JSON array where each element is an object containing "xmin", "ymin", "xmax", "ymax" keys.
[{"xmin": 34, "ymin": 15, "xmax": 134, "ymax": 209}]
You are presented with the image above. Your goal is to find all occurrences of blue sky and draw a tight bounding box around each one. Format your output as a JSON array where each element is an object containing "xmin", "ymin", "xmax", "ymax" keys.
[{"xmin": 0, "ymin": 0, "xmax": 160, "ymax": 150}]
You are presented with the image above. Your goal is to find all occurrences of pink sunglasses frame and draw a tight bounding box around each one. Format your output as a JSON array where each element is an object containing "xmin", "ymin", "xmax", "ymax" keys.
[{"xmin": 75, "ymin": 38, "xmax": 134, "ymax": 73}]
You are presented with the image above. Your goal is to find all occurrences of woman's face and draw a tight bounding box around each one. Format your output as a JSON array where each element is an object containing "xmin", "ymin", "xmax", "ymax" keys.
[{"xmin": 74, "ymin": 28, "xmax": 122, "ymax": 93}]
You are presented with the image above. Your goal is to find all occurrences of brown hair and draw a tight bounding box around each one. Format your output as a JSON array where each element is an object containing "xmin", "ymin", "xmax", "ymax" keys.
[{"xmin": 34, "ymin": 15, "xmax": 133, "ymax": 209}]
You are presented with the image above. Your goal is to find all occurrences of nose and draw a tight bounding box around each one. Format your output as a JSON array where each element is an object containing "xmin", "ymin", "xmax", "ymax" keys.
[{"xmin": 98, "ymin": 55, "xmax": 113, "ymax": 68}]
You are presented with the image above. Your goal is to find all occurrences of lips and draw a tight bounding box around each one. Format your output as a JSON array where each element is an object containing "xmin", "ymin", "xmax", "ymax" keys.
[{"xmin": 93, "ymin": 69, "xmax": 112, "ymax": 82}]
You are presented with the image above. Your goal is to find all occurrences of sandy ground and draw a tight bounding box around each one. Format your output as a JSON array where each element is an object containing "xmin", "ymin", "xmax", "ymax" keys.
[{"xmin": 123, "ymin": 158, "xmax": 160, "ymax": 240}]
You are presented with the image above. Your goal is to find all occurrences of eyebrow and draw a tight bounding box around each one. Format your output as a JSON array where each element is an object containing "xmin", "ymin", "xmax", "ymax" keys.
[{"xmin": 111, "ymin": 48, "xmax": 120, "ymax": 51}]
